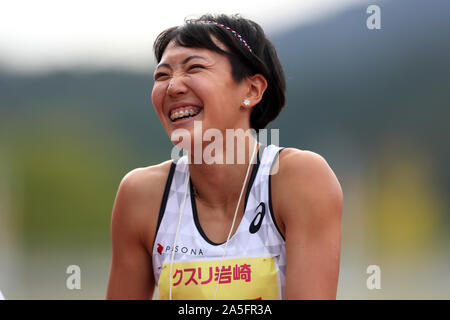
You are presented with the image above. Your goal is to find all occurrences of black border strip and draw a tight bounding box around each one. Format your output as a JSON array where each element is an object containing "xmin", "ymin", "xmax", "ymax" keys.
[
  {"xmin": 0, "ymin": 300, "xmax": 445, "ymax": 316},
  {"xmin": 269, "ymin": 147, "xmax": 286, "ymax": 241},
  {"xmin": 152, "ymin": 161, "xmax": 177, "ymax": 248}
]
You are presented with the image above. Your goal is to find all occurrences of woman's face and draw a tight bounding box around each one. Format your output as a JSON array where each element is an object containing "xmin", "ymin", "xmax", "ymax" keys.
[{"xmin": 151, "ymin": 39, "xmax": 251, "ymax": 147}]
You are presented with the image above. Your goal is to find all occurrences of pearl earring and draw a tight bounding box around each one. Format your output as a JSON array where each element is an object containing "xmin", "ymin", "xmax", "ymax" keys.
[{"xmin": 243, "ymin": 99, "xmax": 250, "ymax": 106}]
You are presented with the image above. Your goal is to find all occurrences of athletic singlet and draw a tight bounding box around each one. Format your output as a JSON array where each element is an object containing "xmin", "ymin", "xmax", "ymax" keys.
[{"xmin": 152, "ymin": 144, "xmax": 286, "ymax": 300}]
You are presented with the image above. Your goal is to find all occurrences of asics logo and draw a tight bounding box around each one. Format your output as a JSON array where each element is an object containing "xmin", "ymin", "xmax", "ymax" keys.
[{"xmin": 249, "ymin": 202, "xmax": 266, "ymax": 234}]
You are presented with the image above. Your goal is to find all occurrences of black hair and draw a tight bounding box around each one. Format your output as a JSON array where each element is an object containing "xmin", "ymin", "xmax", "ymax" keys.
[{"xmin": 153, "ymin": 14, "xmax": 286, "ymax": 132}]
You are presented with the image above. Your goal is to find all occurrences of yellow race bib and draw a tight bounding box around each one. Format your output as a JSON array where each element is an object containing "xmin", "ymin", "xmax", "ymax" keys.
[{"xmin": 158, "ymin": 256, "xmax": 279, "ymax": 300}]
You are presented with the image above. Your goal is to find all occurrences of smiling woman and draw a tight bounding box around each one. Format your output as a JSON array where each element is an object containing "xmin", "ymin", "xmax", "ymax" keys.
[
  {"xmin": 106, "ymin": 13, "xmax": 343, "ymax": 300},
  {"xmin": 151, "ymin": 15, "xmax": 284, "ymax": 136}
]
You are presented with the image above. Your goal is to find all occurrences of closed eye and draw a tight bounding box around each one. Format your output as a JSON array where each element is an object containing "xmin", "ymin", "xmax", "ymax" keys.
[
  {"xmin": 154, "ymin": 72, "xmax": 168, "ymax": 80},
  {"xmin": 188, "ymin": 64, "xmax": 205, "ymax": 70}
]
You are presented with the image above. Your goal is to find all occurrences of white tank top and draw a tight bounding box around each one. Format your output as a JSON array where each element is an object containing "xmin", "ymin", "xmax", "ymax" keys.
[{"xmin": 152, "ymin": 144, "xmax": 286, "ymax": 300}]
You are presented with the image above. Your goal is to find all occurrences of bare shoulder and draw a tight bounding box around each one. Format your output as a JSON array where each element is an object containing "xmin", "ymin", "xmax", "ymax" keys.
[
  {"xmin": 274, "ymin": 148, "xmax": 343, "ymax": 299},
  {"xmin": 107, "ymin": 160, "xmax": 173, "ymax": 299},
  {"xmin": 272, "ymin": 147, "xmax": 343, "ymax": 227},
  {"xmin": 112, "ymin": 159, "xmax": 174, "ymax": 247},
  {"xmin": 277, "ymin": 147, "xmax": 328, "ymax": 167},
  {"xmin": 118, "ymin": 160, "xmax": 173, "ymax": 200},
  {"xmin": 276, "ymin": 147, "xmax": 342, "ymax": 193}
]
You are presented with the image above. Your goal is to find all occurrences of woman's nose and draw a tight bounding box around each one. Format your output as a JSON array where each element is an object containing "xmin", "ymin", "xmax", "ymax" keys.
[{"xmin": 167, "ymin": 76, "xmax": 188, "ymax": 97}]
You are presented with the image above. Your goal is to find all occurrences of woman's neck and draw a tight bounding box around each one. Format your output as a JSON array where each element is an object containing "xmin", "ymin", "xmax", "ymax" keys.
[{"xmin": 187, "ymin": 138, "xmax": 260, "ymax": 213}]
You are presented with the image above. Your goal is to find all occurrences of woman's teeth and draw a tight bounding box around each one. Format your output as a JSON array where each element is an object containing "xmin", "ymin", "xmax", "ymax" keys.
[{"xmin": 170, "ymin": 108, "xmax": 202, "ymax": 122}]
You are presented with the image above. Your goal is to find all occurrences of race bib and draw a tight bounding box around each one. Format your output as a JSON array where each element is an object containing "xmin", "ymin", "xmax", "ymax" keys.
[{"xmin": 158, "ymin": 256, "xmax": 279, "ymax": 300}]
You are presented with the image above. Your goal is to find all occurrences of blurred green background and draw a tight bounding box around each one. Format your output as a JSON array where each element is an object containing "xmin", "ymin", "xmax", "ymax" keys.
[{"xmin": 1, "ymin": 0, "xmax": 449, "ymax": 299}]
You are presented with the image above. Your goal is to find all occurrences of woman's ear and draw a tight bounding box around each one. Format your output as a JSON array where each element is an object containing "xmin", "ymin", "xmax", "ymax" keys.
[{"xmin": 242, "ymin": 74, "xmax": 268, "ymax": 108}]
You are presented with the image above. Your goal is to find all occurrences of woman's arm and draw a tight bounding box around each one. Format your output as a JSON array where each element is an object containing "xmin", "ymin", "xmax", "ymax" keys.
[
  {"xmin": 106, "ymin": 169, "xmax": 158, "ymax": 299},
  {"xmin": 275, "ymin": 149, "xmax": 343, "ymax": 299}
]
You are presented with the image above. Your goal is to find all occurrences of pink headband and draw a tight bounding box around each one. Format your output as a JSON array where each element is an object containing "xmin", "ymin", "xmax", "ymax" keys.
[{"xmin": 202, "ymin": 20, "xmax": 253, "ymax": 53}]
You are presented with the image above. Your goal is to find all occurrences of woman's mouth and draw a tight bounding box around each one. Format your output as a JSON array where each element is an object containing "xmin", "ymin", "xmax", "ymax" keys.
[{"xmin": 169, "ymin": 106, "xmax": 203, "ymax": 123}]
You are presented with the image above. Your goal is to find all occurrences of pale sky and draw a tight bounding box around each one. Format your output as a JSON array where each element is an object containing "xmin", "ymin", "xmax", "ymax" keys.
[{"xmin": 0, "ymin": 0, "xmax": 367, "ymax": 74}]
